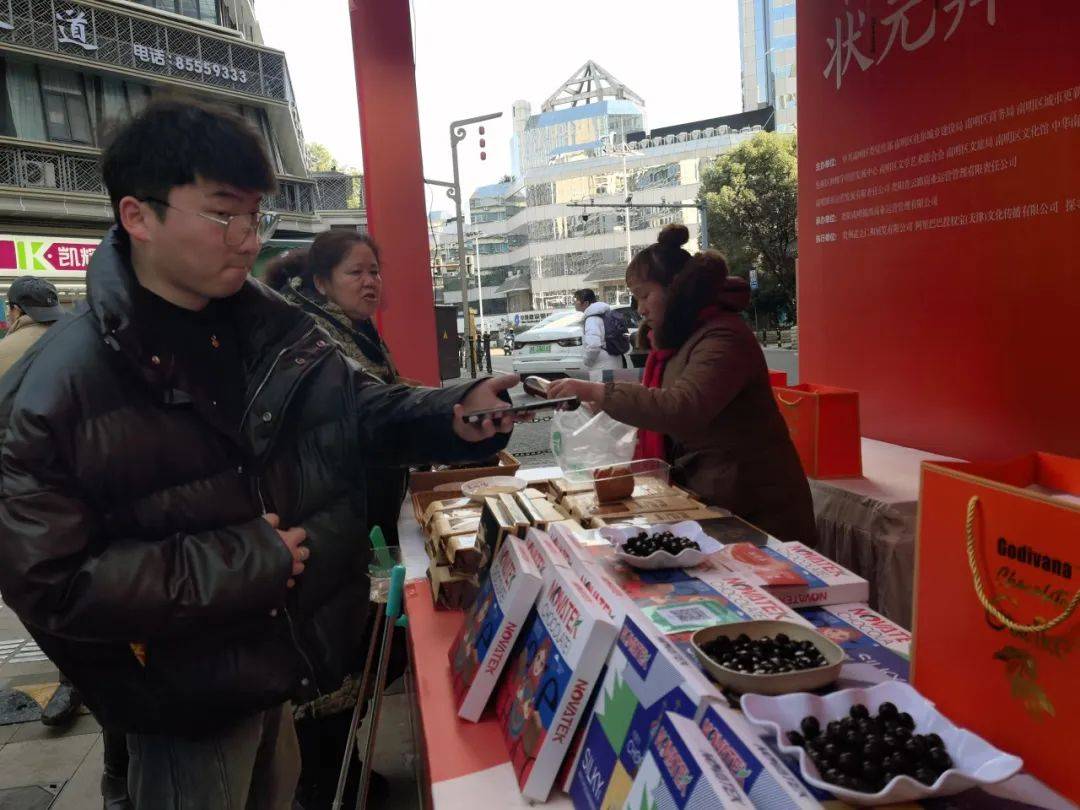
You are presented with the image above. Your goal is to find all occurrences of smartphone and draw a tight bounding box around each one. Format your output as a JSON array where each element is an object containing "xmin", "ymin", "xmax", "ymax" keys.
[
  {"xmin": 523, "ymin": 376, "xmax": 552, "ymax": 398},
  {"xmin": 462, "ymin": 396, "xmax": 580, "ymax": 425}
]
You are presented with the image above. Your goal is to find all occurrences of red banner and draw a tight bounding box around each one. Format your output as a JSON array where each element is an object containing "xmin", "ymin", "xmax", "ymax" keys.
[{"xmin": 797, "ymin": 1, "xmax": 1080, "ymax": 459}]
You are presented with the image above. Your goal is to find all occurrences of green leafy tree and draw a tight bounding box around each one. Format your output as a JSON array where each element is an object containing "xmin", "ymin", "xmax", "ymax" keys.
[
  {"xmin": 304, "ymin": 141, "xmax": 338, "ymax": 172},
  {"xmin": 304, "ymin": 142, "xmax": 363, "ymax": 209},
  {"xmin": 698, "ymin": 132, "xmax": 798, "ymax": 325}
]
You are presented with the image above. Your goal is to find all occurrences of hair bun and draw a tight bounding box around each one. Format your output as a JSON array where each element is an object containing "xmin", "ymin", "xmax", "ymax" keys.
[{"xmin": 656, "ymin": 223, "xmax": 690, "ymax": 250}]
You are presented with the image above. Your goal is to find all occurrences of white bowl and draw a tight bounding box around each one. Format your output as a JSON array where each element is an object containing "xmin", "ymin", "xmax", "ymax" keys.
[
  {"xmin": 603, "ymin": 520, "xmax": 711, "ymax": 569},
  {"xmin": 740, "ymin": 681, "xmax": 1023, "ymax": 806}
]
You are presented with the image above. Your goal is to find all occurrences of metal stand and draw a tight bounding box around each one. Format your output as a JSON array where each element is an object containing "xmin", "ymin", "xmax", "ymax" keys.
[{"xmin": 331, "ymin": 564, "xmax": 406, "ymax": 810}]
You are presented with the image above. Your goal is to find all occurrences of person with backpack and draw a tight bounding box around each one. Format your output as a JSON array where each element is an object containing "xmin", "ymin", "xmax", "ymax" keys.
[{"xmin": 574, "ymin": 288, "xmax": 628, "ymax": 372}]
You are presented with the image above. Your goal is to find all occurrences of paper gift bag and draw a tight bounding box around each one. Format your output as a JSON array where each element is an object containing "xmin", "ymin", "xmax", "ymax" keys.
[
  {"xmin": 912, "ymin": 453, "xmax": 1080, "ymax": 801},
  {"xmin": 768, "ymin": 369, "xmax": 788, "ymax": 387},
  {"xmin": 772, "ymin": 383, "xmax": 861, "ymax": 479}
]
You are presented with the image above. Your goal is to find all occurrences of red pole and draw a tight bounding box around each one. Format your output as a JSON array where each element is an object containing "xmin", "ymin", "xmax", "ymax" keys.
[{"xmin": 349, "ymin": 0, "xmax": 439, "ymax": 384}]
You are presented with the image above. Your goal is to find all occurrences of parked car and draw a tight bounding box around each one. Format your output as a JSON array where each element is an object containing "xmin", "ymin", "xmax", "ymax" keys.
[{"xmin": 510, "ymin": 306, "xmax": 642, "ymax": 377}]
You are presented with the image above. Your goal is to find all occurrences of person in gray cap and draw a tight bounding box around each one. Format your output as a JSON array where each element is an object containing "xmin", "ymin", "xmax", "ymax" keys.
[
  {"xmin": 0, "ymin": 278, "xmax": 84, "ymax": 727},
  {"xmin": 0, "ymin": 276, "xmax": 65, "ymax": 377}
]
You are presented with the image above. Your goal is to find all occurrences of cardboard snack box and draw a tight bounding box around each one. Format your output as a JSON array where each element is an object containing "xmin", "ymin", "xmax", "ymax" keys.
[
  {"xmin": 495, "ymin": 534, "xmax": 619, "ymax": 802},
  {"xmin": 409, "ymin": 450, "xmax": 520, "ymax": 493},
  {"xmin": 697, "ymin": 702, "xmax": 828, "ymax": 808},
  {"xmin": 624, "ymin": 711, "xmax": 752, "ymax": 810},
  {"xmin": 478, "ymin": 496, "xmax": 518, "ymax": 558},
  {"xmin": 446, "ymin": 534, "xmax": 485, "ymax": 576},
  {"xmin": 428, "ymin": 561, "xmax": 480, "ymax": 610},
  {"xmin": 709, "ymin": 541, "xmax": 869, "ymax": 608},
  {"xmin": 450, "ymin": 535, "xmax": 544, "ymax": 722},
  {"xmin": 565, "ymin": 494, "xmax": 704, "ymax": 525},
  {"xmin": 566, "ymin": 609, "xmax": 722, "ymax": 810},
  {"xmin": 798, "ymin": 602, "xmax": 910, "ymax": 688}
]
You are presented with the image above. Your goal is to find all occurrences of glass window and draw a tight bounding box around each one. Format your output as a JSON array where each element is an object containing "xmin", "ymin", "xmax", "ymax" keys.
[
  {"xmin": 135, "ymin": 0, "xmax": 220, "ymax": 24},
  {"xmin": 39, "ymin": 68, "xmax": 92, "ymax": 145},
  {"xmin": 5, "ymin": 61, "xmax": 46, "ymax": 141}
]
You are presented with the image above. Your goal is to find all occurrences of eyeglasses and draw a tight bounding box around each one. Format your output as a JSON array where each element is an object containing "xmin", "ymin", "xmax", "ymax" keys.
[{"xmin": 142, "ymin": 197, "xmax": 280, "ymax": 247}]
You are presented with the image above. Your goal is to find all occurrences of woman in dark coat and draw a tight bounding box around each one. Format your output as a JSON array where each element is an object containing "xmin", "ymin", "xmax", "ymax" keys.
[
  {"xmin": 266, "ymin": 232, "xmax": 410, "ymax": 808},
  {"xmin": 550, "ymin": 224, "xmax": 817, "ymax": 545}
]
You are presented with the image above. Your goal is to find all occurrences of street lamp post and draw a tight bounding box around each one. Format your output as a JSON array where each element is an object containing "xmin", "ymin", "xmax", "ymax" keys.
[
  {"xmin": 466, "ymin": 229, "xmax": 485, "ymax": 331},
  {"xmin": 424, "ymin": 110, "xmax": 502, "ymax": 377}
]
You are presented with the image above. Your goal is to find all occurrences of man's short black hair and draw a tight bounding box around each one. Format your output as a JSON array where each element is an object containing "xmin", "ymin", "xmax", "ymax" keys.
[
  {"xmin": 574, "ymin": 288, "xmax": 597, "ymax": 305},
  {"xmin": 101, "ymin": 97, "xmax": 277, "ymax": 228}
]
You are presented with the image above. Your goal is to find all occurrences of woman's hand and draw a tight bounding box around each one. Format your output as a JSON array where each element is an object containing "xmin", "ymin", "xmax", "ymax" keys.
[
  {"xmin": 547, "ymin": 379, "xmax": 606, "ymax": 409},
  {"xmin": 452, "ymin": 375, "xmax": 520, "ymax": 441}
]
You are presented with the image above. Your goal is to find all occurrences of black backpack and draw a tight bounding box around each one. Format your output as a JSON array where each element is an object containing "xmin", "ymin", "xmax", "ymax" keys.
[{"xmin": 590, "ymin": 310, "xmax": 631, "ymax": 355}]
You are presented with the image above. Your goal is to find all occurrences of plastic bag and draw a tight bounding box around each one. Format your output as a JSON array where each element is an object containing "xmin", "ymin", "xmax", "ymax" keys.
[{"xmin": 550, "ymin": 407, "xmax": 638, "ymax": 479}]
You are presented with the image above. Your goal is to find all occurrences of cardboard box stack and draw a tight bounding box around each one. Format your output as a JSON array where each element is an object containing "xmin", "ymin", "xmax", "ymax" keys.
[
  {"xmin": 494, "ymin": 530, "xmax": 620, "ymax": 802},
  {"xmin": 565, "ymin": 608, "xmax": 722, "ymax": 810},
  {"xmin": 710, "ymin": 541, "xmax": 869, "ymax": 608},
  {"xmin": 449, "ymin": 535, "xmax": 544, "ymax": 722},
  {"xmin": 624, "ymin": 711, "xmax": 754, "ymax": 809}
]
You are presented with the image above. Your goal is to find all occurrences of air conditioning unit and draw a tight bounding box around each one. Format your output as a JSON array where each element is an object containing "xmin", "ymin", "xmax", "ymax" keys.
[{"xmin": 21, "ymin": 159, "xmax": 58, "ymax": 188}]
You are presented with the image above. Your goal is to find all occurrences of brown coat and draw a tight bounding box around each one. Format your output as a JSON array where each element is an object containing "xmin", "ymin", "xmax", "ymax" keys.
[
  {"xmin": 604, "ymin": 314, "xmax": 817, "ymax": 545},
  {"xmin": 0, "ymin": 315, "xmax": 50, "ymax": 379}
]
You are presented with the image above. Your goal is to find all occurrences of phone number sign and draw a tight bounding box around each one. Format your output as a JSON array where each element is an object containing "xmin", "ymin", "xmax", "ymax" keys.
[{"xmin": 132, "ymin": 44, "xmax": 249, "ymax": 84}]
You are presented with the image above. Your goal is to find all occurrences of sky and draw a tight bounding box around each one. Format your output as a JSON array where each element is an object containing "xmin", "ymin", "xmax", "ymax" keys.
[{"xmin": 256, "ymin": 0, "xmax": 742, "ymax": 215}]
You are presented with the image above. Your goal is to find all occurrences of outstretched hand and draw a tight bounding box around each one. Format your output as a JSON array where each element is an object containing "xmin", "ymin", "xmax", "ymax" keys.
[
  {"xmin": 546, "ymin": 378, "xmax": 606, "ymax": 409},
  {"xmin": 453, "ymin": 374, "xmax": 521, "ymax": 441}
]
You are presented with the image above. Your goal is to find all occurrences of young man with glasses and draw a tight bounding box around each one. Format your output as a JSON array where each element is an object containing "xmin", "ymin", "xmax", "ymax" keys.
[{"xmin": 0, "ymin": 99, "xmax": 517, "ymax": 809}]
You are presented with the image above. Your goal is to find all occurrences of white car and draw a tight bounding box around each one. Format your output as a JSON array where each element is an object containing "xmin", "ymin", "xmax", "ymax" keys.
[{"xmin": 510, "ymin": 307, "xmax": 641, "ymax": 377}]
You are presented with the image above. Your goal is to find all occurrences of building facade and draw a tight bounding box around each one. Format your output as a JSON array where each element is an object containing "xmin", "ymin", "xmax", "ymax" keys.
[
  {"xmin": 738, "ymin": 0, "xmax": 797, "ymax": 132},
  {"xmin": 0, "ymin": 0, "xmax": 363, "ymax": 306}
]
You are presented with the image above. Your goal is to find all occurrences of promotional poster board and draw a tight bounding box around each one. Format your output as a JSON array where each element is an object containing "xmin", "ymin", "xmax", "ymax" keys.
[{"xmin": 797, "ymin": 2, "xmax": 1080, "ymax": 459}]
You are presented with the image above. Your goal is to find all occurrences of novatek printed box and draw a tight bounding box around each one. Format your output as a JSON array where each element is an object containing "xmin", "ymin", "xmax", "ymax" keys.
[
  {"xmin": 697, "ymin": 703, "xmax": 827, "ymax": 809},
  {"xmin": 640, "ymin": 574, "xmax": 812, "ymax": 635},
  {"xmin": 494, "ymin": 547, "xmax": 619, "ymax": 802},
  {"xmin": 566, "ymin": 610, "xmax": 721, "ymax": 810},
  {"xmin": 799, "ymin": 602, "xmax": 911, "ymax": 688},
  {"xmin": 624, "ymin": 712, "xmax": 752, "ymax": 810},
  {"xmin": 710, "ymin": 541, "xmax": 869, "ymax": 608},
  {"xmin": 449, "ymin": 535, "xmax": 543, "ymax": 722}
]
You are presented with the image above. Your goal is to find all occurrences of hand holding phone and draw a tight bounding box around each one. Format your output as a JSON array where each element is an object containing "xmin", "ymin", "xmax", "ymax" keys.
[{"xmin": 462, "ymin": 396, "xmax": 580, "ymax": 425}]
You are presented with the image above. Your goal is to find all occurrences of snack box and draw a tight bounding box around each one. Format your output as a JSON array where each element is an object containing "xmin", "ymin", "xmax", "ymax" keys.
[
  {"xmin": 566, "ymin": 608, "xmax": 722, "ymax": 810},
  {"xmin": 709, "ymin": 541, "xmax": 869, "ymax": 608},
  {"xmin": 564, "ymin": 493, "xmax": 704, "ymax": 525},
  {"xmin": 546, "ymin": 524, "xmax": 627, "ymax": 628},
  {"xmin": 697, "ymin": 702, "xmax": 829, "ymax": 808},
  {"xmin": 798, "ymin": 602, "xmax": 910, "ymax": 688},
  {"xmin": 591, "ymin": 508, "xmax": 729, "ymax": 529},
  {"xmin": 428, "ymin": 560, "xmax": 479, "ymax": 610},
  {"xmin": 446, "ymin": 534, "xmax": 485, "ymax": 576},
  {"xmin": 635, "ymin": 571, "xmax": 813, "ymax": 636},
  {"xmin": 450, "ymin": 535, "xmax": 544, "ymax": 722},
  {"xmin": 623, "ymin": 711, "xmax": 752, "ymax": 810},
  {"xmin": 477, "ymin": 495, "xmax": 519, "ymax": 558},
  {"xmin": 494, "ymin": 541, "xmax": 620, "ymax": 802}
]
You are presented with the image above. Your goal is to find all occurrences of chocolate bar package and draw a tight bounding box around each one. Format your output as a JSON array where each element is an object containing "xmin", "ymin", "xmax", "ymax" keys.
[
  {"xmin": 624, "ymin": 711, "xmax": 752, "ymax": 810},
  {"xmin": 450, "ymin": 535, "xmax": 543, "ymax": 722},
  {"xmin": 710, "ymin": 541, "xmax": 869, "ymax": 608},
  {"xmin": 566, "ymin": 609, "xmax": 721, "ymax": 810},
  {"xmin": 494, "ymin": 540, "xmax": 619, "ymax": 802},
  {"xmin": 798, "ymin": 602, "xmax": 910, "ymax": 687}
]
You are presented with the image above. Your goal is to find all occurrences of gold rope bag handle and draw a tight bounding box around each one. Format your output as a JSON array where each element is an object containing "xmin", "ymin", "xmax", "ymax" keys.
[
  {"xmin": 965, "ymin": 495, "xmax": 1080, "ymax": 634},
  {"xmin": 775, "ymin": 394, "xmax": 804, "ymax": 407}
]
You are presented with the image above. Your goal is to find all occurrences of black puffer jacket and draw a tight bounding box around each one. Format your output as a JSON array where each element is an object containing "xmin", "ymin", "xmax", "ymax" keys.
[{"xmin": 0, "ymin": 228, "xmax": 505, "ymax": 736}]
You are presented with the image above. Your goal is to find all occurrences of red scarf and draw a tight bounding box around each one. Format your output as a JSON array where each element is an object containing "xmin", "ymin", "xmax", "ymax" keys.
[{"xmin": 632, "ymin": 305, "xmax": 726, "ymax": 461}]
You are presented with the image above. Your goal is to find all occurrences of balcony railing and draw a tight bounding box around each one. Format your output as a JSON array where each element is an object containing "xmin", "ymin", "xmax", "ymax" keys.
[
  {"xmin": 0, "ymin": 140, "xmax": 318, "ymax": 215},
  {"xmin": 313, "ymin": 172, "xmax": 364, "ymax": 211},
  {"xmin": 0, "ymin": 0, "xmax": 290, "ymax": 103}
]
